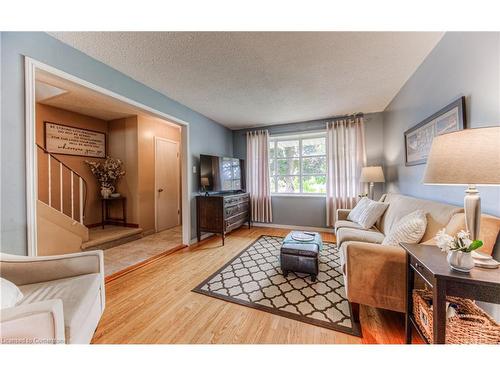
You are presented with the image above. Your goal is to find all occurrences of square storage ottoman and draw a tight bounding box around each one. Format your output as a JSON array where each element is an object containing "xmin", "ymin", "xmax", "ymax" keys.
[{"xmin": 280, "ymin": 232, "xmax": 321, "ymax": 281}]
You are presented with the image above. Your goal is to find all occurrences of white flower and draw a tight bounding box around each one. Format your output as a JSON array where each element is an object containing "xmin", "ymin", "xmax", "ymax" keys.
[
  {"xmin": 457, "ymin": 230, "xmax": 470, "ymax": 240},
  {"xmin": 435, "ymin": 229, "xmax": 454, "ymax": 252}
]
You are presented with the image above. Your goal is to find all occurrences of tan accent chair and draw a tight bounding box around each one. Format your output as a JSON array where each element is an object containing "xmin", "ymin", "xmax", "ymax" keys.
[
  {"xmin": 0, "ymin": 250, "xmax": 105, "ymax": 344},
  {"xmin": 336, "ymin": 193, "xmax": 500, "ymax": 320}
]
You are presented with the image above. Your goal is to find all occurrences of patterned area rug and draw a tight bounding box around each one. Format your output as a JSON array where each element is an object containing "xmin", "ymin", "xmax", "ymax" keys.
[{"xmin": 192, "ymin": 235, "xmax": 361, "ymax": 336}]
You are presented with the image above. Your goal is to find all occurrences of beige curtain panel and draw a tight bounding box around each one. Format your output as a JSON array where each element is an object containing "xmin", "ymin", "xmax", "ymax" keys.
[
  {"xmin": 326, "ymin": 116, "xmax": 367, "ymax": 226},
  {"xmin": 246, "ymin": 130, "xmax": 273, "ymax": 223}
]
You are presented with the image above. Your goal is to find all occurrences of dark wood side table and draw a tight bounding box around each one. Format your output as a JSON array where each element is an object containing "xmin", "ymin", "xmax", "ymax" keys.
[
  {"xmin": 402, "ymin": 243, "xmax": 500, "ymax": 344},
  {"xmin": 101, "ymin": 196, "xmax": 127, "ymax": 229}
]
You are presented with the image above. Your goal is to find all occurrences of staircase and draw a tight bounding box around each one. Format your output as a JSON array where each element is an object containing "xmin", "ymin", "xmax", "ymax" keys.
[
  {"xmin": 37, "ymin": 145, "xmax": 89, "ymax": 255},
  {"xmin": 81, "ymin": 226, "xmax": 143, "ymax": 250},
  {"xmin": 37, "ymin": 145, "xmax": 144, "ymax": 254}
]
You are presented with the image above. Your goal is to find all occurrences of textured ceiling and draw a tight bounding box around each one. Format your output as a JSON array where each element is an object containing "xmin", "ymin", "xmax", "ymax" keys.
[{"xmin": 50, "ymin": 32, "xmax": 443, "ymax": 128}]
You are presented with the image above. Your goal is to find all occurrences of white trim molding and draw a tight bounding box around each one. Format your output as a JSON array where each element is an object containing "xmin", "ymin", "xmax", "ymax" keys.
[
  {"xmin": 25, "ymin": 58, "xmax": 38, "ymax": 256},
  {"xmin": 251, "ymin": 222, "xmax": 331, "ymax": 233},
  {"xmin": 24, "ymin": 57, "xmax": 192, "ymax": 254}
]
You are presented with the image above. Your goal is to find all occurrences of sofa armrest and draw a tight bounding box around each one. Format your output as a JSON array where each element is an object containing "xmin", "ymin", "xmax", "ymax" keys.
[
  {"xmin": 1, "ymin": 299, "xmax": 65, "ymax": 344},
  {"xmin": 336, "ymin": 209, "xmax": 352, "ymax": 222},
  {"xmin": 343, "ymin": 241, "xmax": 407, "ymax": 313},
  {"xmin": 0, "ymin": 250, "xmax": 104, "ymax": 286}
]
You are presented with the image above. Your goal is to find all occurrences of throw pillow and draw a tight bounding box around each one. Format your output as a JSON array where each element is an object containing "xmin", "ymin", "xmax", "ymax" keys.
[
  {"xmin": 382, "ymin": 210, "xmax": 427, "ymax": 246},
  {"xmin": 1, "ymin": 277, "xmax": 23, "ymax": 309},
  {"xmin": 347, "ymin": 197, "xmax": 371, "ymax": 223},
  {"xmin": 357, "ymin": 200, "xmax": 389, "ymax": 229}
]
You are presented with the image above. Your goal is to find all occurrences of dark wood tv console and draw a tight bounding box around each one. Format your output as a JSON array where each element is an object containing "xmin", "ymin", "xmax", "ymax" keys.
[{"xmin": 196, "ymin": 192, "xmax": 251, "ymax": 245}]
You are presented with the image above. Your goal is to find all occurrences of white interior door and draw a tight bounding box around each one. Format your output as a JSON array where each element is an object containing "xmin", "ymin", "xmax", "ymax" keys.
[{"xmin": 155, "ymin": 138, "xmax": 180, "ymax": 232}]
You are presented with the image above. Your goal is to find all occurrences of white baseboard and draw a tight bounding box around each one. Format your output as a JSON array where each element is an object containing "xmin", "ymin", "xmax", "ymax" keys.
[
  {"xmin": 251, "ymin": 222, "xmax": 331, "ymax": 233},
  {"xmin": 189, "ymin": 224, "xmax": 331, "ymax": 245}
]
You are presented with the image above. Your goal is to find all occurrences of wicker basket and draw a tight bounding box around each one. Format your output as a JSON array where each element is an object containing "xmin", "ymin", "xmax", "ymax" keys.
[{"xmin": 413, "ymin": 289, "xmax": 500, "ymax": 344}]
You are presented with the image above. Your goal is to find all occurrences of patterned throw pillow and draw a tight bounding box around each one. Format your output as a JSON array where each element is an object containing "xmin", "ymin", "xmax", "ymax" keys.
[
  {"xmin": 382, "ymin": 210, "xmax": 427, "ymax": 246},
  {"xmin": 357, "ymin": 200, "xmax": 389, "ymax": 229},
  {"xmin": 347, "ymin": 197, "xmax": 371, "ymax": 222}
]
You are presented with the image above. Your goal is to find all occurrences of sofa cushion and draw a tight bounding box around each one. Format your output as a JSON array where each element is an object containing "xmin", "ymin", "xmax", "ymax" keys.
[
  {"xmin": 335, "ymin": 220, "xmax": 364, "ymax": 232},
  {"xmin": 382, "ymin": 210, "xmax": 427, "ymax": 246},
  {"xmin": 337, "ymin": 227, "xmax": 385, "ymax": 246},
  {"xmin": 347, "ymin": 197, "xmax": 371, "ymax": 222},
  {"xmin": 357, "ymin": 200, "xmax": 389, "ymax": 229},
  {"xmin": 378, "ymin": 193, "xmax": 463, "ymax": 241},
  {"xmin": 423, "ymin": 212, "xmax": 500, "ymax": 255},
  {"xmin": 18, "ymin": 273, "xmax": 101, "ymax": 343}
]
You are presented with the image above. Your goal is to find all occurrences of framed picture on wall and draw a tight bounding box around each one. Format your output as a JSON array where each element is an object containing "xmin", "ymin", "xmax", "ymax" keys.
[
  {"xmin": 44, "ymin": 121, "xmax": 107, "ymax": 158},
  {"xmin": 404, "ymin": 96, "xmax": 466, "ymax": 166}
]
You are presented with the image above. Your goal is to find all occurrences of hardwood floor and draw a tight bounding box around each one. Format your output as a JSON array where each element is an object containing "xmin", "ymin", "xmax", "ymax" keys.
[{"xmin": 92, "ymin": 226, "xmax": 422, "ymax": 344}]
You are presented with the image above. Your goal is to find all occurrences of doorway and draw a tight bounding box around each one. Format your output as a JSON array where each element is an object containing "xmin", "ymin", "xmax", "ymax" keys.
[
  {"xmin": 25, "ymin": 57, "xmax": 191, "ymax": 267},
  {"xmin": 155, "ymin": 137, "xmax": 181, "ymax": 232}
]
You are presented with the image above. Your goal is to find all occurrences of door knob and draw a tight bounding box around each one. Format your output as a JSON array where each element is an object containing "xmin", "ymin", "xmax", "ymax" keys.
[{"xmin": 158, "ymin": 188, "xmax": 164, "ymax": 193}]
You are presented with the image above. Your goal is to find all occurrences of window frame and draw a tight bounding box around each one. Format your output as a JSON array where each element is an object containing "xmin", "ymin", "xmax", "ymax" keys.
[
  {"xmin": 221, "ymin": 157, "xmax": 242, "ymax": 190},
  {"xmin": 269, "ymin": 132, "xmax": 327, "ymax": 196}
]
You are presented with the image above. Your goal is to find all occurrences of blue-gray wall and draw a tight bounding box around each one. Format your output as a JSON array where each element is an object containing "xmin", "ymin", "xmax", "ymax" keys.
[
  {"xmin": 383, "ymin": 32, "xmax": 500, "ymax": 218},
  {"xmin": 381, "ymin": 32, "xmax": 500, "ymax": 319},
  {"xmin": 233, "ymin": 112, "xmax": 385, "ymax": 228},
  {"xmin": 0, "ymin": 32, "xmax": 233, "ymax": 254}
]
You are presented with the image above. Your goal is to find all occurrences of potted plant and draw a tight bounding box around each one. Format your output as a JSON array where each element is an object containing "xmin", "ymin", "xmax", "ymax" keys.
[
  {"xmin": 435, "ymin": 229, "xmax": 483, "ymax": 272},
  {"xmin": 85, "ymin": 157, "xmax": 125, "ymax": 198}
]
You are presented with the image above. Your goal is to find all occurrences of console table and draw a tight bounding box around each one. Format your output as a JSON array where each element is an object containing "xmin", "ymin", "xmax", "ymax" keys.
[
  {"xmin": 402, "ymin": 243, "xmax": 500, "ymax": 344},
  {"xmin": 101, "ymin": 196, "xmax": 127, "ymax": 229}
]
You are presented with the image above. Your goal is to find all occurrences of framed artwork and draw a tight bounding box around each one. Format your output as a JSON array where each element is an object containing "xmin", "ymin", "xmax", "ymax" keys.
[
  {"xmin": 404, "ymin": 97, "xmax": 466, "ymax": 166},
  {"xmin": 44, "ymin": 121, "xmax": 107, "ymax": 158}
]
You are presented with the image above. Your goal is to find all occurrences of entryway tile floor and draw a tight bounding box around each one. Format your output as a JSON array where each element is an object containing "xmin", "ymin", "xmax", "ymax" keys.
[{"xmin": 101, "ymin": 226, "xmax": 183, "ymax": 276}]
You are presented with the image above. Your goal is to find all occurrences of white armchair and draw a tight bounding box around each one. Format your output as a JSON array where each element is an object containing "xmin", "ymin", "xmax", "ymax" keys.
[{"xmin": 0, "ymin": 250, "xmax": 105, "ymax": 344}]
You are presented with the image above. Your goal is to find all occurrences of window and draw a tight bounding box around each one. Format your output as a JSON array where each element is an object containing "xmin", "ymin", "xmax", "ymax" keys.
[
  {"xmin": 269, "ymin": 133, "xmax": 326, "ymax": 195},
  {"xmin": 220, "ymin": 157, "xmax": 242, "ymax": 190}
]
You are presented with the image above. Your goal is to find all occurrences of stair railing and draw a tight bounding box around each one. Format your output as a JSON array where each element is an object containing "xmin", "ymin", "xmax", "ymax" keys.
[{"xmin": 37, "ymin": 144, "xmax": 87, "ymax": 224}]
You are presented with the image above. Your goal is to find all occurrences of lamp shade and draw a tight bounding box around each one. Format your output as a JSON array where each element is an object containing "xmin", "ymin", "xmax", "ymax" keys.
[
  {"xmin": 200, "ymin": 177, "xmax": 209, "ymax": 187},
  {"xmin": 360, "ymin": 166, "xmax": 385, "ymax": 183},
  {"xmin": 423, "ymin": 127, "xmax": 500, "ymax": 185}
]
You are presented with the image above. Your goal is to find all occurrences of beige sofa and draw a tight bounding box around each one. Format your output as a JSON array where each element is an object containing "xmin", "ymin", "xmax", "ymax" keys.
[
  {"xmin": 0, "ymin": 250, "xmax": 105, "ymax": 344},
  {"xmin": 336, "ymin": 193, "xmax": 500, "ymax": 318}
]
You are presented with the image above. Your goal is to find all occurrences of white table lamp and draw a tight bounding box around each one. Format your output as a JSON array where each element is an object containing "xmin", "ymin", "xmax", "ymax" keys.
[
  {"xmin": 423, "ymin": 127, "xmax": 500, "ymax": 240},
  {"xmin": 360, "ymin": 166, "xmax": 385, "ymax": 199}
]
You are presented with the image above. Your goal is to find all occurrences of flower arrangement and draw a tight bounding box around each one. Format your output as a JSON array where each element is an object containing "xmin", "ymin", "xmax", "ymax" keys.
[
  {"xmin": 85, "ymin": 157, "xmax": 125, "ymax": 190},
  {"xmin": 435, "ymin": 229, "xmax": 484, "ymax": 272},
  {"xmin": 435, "ymin": 229, "xmax": 483, "ymax": 253}
]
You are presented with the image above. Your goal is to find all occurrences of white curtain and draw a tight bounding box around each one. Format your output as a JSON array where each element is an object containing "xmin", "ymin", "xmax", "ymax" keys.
[
  {"xmin": 326, "ymin": 116, "xmax": 367, "ymax": 226},
  {"xmin": 246, "ymin": 130, "xmax": 273, "ymax": 223}
]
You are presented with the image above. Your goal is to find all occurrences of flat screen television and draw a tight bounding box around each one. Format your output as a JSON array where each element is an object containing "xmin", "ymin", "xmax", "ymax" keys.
[{"xmin": 199, "ymin": 154, "xmax": 245, "ymax": 193}]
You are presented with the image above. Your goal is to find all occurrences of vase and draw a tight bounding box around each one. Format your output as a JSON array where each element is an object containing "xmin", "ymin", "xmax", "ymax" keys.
[
  {"xmin": 101, "ymin": 186, "xmax": 114, "ymax": 199},
  {"xmin": 447, "ymin": 250, "xmax": 475, "ymax": 272}
]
